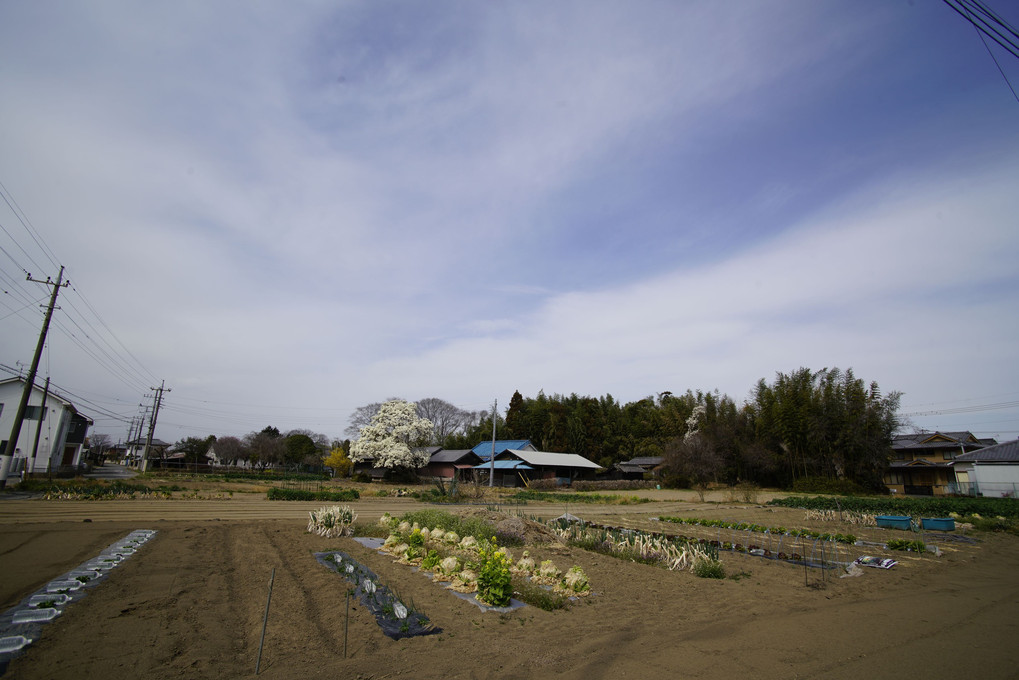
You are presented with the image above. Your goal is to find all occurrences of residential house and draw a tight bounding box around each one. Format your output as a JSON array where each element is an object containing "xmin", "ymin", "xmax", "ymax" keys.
[
  {"xmin": 885, "ymin": 431, "xmax": 995, "ymax": 496},
  {"xmin": 0, "ymin": 376, "xmax": 92, "ymax": 477},
  {"xmin": 951, "ymin": 439, "xmax": 1019, "ymax": 498},
  {"xmin": 475, "ymin": 449, "xmax": 603, "ymax": 487},
  {"xmin": 471, "ymin": 439, "xmax": 536, "ymax": 462},
  {"xmin": 418, "ymin": 449, "xmax": 482, "ymax": 481},
  {"xmin": 123, "ymin": 437, "xmax": 172, "ymax": 469},
  {"xmin": 614, "ymin": 456, "xmax": 664, "ymax": 480}
]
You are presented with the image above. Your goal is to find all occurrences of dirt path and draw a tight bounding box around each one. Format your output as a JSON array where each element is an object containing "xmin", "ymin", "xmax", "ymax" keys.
[{"xmin": 1, "ymin": 497, "xmax": 1017, "ymax": 679}]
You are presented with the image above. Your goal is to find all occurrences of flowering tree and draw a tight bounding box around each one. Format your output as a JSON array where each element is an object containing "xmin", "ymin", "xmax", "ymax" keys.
[{"xmin": 349, "ymin": 400, "xmax": 434, "ymax": 470}]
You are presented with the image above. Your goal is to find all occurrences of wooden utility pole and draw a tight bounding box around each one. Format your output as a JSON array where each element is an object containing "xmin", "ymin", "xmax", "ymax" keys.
[{"xmin": 1, "ymin": 267, "xmax": 67, "ymax": 488}]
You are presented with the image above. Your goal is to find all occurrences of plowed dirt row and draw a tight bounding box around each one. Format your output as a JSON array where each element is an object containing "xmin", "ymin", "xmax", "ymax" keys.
[{"xmin": 1, "ymin": 497, "xmax": 1017, "ymax": 679}]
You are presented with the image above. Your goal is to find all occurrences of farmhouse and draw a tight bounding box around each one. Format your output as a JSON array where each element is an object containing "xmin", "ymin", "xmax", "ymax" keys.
[
  {"xmin": 475, "ymin": 448, "xmax": 602, "ymax": 487},
  {"xmin": 614, "ymin": 456, "xmax": 664, "ymax": 480},
  {"xmin": 418, "ymin": 448, "xmax": 482, "ymax": 481},
  {"xmin": 0, "ymin": 376, "xmax": 92, "ymax": 478},
  {"xmin": 884, "ymin": 431, "xmax": 996, "ymax": 496},
  {"xmin": 952, "ymin": 439, "xmax": 1019, "ymax": 498},
  {"xmin": 471, "ymin": 439, "xmax": 536, "ymax": 461}
]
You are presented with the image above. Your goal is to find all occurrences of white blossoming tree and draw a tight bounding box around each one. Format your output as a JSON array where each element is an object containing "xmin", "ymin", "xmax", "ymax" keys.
[{"xmin": 349, "ymin": 399, "xmax": 434, "ymax": 470}]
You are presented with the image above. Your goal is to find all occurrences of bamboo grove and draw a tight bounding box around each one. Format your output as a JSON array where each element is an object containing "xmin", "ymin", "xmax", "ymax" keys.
[{"xmin": 444, "ymin": 367, "xmax": 901, "ymax": 492}]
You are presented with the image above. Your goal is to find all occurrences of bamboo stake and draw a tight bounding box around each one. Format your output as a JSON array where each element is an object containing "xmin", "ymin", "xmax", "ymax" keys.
[{"xmin": 255, "ymin": 567, "xmax": 276, "ymax": 675}]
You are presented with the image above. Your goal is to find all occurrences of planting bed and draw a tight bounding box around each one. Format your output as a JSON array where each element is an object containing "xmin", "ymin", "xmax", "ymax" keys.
[
  {"xmin": 0, "ymin": 529, "xmax": 156, "ymax": 672},
  {"xmin": 314, "ymin": 550, "xmax": 438, "ymax": 639}
]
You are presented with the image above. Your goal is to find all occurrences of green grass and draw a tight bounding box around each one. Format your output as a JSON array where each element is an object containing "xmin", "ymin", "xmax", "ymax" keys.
[
  {"xmin": 397, "ymin": 509, "xmax": 499, "ymax": 543},
  {"xmin": 511, "ymin": 577, "xmax": 571, "ymax": 611}
]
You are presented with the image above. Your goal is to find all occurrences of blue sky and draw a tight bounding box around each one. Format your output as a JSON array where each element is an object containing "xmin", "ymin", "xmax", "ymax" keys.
[{"xmin": 1, "ymin": 1, "xmax": 1017, "ymax": 444}]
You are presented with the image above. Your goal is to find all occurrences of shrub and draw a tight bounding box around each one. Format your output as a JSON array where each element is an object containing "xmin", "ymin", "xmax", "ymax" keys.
[
  {"xmin": 769, "ymin": 494, "xmax": 1019, "ymax": 519},
  {"xmin": 524, "ymin": 478, "xmax": 560, "ymax": 490},
  {"xmin": 693, "ymin": 557, "xmax": 725, "ymax": 579},
  {"xmin": 267, "ymin": 487, "xmax": 360, "ymax": 501},
  {"xmin": 572, "ymin": 480, "xmax": 657, "ymax": 492}
]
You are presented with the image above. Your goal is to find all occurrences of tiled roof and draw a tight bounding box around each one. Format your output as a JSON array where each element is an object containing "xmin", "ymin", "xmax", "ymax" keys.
[
  {"xmin": 427, "ymin": 449, "xmax": 478, "ymax": 464},
  {"xmin": 955, "ymin": 439, "xmax": 1019, "ymax": 463},
  {"xmin": 892, "ymin": 431, "xmax": 989, "ymax": 450},
  {"xmin": 626, "ymin": 457, "xmax": 664, "ymax": 467}
]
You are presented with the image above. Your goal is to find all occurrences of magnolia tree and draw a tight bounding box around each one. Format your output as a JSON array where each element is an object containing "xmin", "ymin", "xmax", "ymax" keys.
[{"xmin": 349, "ymin": 400, "xmax": 434, "ymax": 469}]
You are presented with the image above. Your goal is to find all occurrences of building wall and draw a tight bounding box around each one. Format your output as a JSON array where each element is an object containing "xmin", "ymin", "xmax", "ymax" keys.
[{"xmin": 0, "ymin": 380, "xmax": 78, "ymax": 473}]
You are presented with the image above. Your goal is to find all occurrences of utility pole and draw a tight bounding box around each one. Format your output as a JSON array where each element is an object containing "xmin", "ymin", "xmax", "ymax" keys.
[
  {"xmin": 29, "ymin": 377, "xmax": 51, "ymax": 475},
  {"xmin": 140, "ymin": 381, "xmax": 169, "ymax": 472},
  {"xmin": 489, "ymin": 398, "xmax": 497, "ymax": 487},
  {"xmin": 1, "ymin": 267, "xmax": 67, "ymax": 488}
]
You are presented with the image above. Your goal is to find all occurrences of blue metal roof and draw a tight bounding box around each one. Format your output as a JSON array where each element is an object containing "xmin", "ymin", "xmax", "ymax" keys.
[
  {"xmin": 473, "ymin": 460, "xmax": 534, "ymax": 470},
  {"xmin": 471, "ymin": 440, "xmax": 533, "ymax": 461}
]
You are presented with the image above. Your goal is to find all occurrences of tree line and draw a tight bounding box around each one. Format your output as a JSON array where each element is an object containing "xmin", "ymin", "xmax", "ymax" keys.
[{"xmin": 438, "ymin": 367, "xmax": 900, "ymax": 492}]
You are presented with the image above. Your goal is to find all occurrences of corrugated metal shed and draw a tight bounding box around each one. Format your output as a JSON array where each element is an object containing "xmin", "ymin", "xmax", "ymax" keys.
[{"xmin": 502, "ymin": 449, "xmax": 602, "ymax": 470}]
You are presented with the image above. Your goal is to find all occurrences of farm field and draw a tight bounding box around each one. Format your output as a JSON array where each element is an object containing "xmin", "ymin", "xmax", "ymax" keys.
[{"xmin": 1, "ymin": 494, "xmax": 1018, "ymax": 679}]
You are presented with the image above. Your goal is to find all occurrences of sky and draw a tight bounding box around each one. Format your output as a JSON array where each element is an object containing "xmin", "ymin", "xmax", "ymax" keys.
[{"xmin": 1, "ymin": 1, "xmax": 1017, "ymax": 446}]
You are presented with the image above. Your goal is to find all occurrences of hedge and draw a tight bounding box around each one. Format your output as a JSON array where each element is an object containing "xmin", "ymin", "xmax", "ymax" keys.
[
  {"xmin": 266, "ymin": 487, "xmax": 360, "ymax": 502},
  {"xmin": 768, "ymin": 494, "xmax": 1019, "ymax": 519}
]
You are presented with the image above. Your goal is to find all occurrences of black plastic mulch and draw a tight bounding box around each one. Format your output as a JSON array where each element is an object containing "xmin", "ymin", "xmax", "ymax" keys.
[{"xmin": 314, "ymin": 551, "xmax": 440, "ymax": 640}]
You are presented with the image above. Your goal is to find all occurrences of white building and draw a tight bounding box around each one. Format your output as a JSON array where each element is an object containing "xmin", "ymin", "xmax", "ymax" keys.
[
  {"xmin": 0, "ymin": 377, "xmax": 92, "ymax": 476},
  {"xmin": 952, "ymin": 439, "xmax": 1019, "ymax": 498}
]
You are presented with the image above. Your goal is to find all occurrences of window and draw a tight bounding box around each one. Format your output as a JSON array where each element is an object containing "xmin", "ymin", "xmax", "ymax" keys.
[{"xmin": 25, "ymin": 405, "xmax": 47, "ymax": 420}]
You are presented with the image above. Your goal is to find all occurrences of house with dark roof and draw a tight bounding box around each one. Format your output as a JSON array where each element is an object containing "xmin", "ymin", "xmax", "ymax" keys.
[
  {"xmin": 475, "ymin": 448, "xmax": 602, "ymax": 487},
  {"xmin": 614, "ymin": 456, "xmax": 664, "ymax": 479},
  {"xmin": 418, "ymin": 449, "xmax": 482, "ymax": 481},
  {"xmin": 951, "ymin": 439, "xmax": 1019, "ymax": 498},
  {"xmin": 885, "ymin": 431, "xmax": 995, "ymax": 496}
]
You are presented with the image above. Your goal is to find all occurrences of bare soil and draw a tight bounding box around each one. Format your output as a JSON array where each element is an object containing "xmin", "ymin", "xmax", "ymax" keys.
[{"xmin": 1, "ymin": 495, "xmax": 1017, "ymax": 679}]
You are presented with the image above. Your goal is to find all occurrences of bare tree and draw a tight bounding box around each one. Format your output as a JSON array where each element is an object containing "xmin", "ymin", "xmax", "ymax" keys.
[
  {"xmin": 88, "ymin": 433, "xmax": 112, "ymax": 464},
  {"xmin": 344, "ymin": 398, "xmax": 402, "ymax": 439},
  {"xmin": 415, "ymin": 397, "xmax": 480, "ymax": 445},
  {"xmin": 244, "ymin": 430, "xmax": 285, "ymax": 470},
  {"xmin": 664, "ymin": 433, "xmax": 722, "ymax": 502},
  {"xmin": 212, "ymin": 436, "xmax": 248, "ymax": 466},
  {"xmin": 89, "ymin": 433, "xmax": 112, "ymax": 455}
]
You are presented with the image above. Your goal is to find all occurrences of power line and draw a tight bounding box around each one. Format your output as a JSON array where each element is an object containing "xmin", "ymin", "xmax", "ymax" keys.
[{"xmin": 944, "ymin": 0, "xmax": 1019, "ymax": 59}]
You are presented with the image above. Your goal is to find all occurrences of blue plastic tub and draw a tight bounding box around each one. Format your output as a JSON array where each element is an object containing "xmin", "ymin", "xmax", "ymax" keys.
[
  {"xmin": 920, "ymin": 517, "xmax": 955, "ymax": 531},
  {"xmin": 876, "ymin": 515, "xmax": 912, "ymax": 530}
]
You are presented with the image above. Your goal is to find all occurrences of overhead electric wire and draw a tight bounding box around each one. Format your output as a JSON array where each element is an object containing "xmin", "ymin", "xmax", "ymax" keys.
[
  {"xmin": 66, "ymin": 284, "xmax": 160, "ymax": 386},
  {"xmin": 0, "ymin": 180, "xmax": 60, "ymax": 270},
  {"xmin": 943, "ymin": 0, "xmax": 1019, "ymax": 59}
]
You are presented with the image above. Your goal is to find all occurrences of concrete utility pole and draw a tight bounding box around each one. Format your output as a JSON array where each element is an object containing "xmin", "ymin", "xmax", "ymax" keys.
[
  {"xmin": 140, "ymin": 381, "xmax": 169, "ymax": 472},
  {"xmin": 489, "ymin": 398, "xmax": 497, "ymax": 487},
  {"xmin": 1, "ymin": 267, "xmax": 67, "ymax": 488},
  {"xmin": 29, "ymin": 377, "xmax": 51, "ymax": 475}
]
